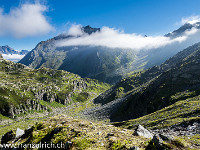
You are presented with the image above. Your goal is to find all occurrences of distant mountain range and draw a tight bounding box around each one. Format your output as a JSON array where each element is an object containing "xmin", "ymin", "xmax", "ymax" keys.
[
  {"xmin": 0, "ymin": 45, "xmax": 29, "ymax": 62},
  {"xmin": 19, "ymin": 22, "xmax": 200, "ymax": 84}
]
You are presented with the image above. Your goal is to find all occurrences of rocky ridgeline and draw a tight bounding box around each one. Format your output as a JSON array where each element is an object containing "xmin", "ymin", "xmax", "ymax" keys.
[
  {"xmin": 0, "ymin": 58, "xmax": 109, "ymax": 118},
  {"xmin": 5, "ymin": 100, "xmax": 48, "ymax": 118}
]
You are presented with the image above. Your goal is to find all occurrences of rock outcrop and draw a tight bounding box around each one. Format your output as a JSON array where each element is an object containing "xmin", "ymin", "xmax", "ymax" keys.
[{"xmin": 0, "ymin": 58, "xmax": 110, "ymax": 118}]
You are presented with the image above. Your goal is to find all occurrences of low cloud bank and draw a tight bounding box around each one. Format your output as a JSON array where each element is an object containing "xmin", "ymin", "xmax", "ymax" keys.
[
  {"xmin": 181, "ymin": 15, "xmax": 200, "ymax": 25},
  {"xmin": 2, "ymin": 54, "xmax": 25, "ymax": 62},
  {"xmin": 0, "ymin": 3, "xmax": 54, "ymax": 38},
  {"xmin": 56, "ymin": 24, "xmax": 200, "ymax": 51}
]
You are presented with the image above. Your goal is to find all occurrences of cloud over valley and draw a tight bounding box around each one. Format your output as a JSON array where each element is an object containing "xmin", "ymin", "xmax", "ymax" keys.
[{"xmin": 56, "ymin": 23, "xmax": 200, "ymax": 52}]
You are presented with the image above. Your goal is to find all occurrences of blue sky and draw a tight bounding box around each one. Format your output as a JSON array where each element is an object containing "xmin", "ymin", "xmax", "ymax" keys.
[{"xmin": 0, "ymin": 0, "xmax": 200, "ymax": 50}]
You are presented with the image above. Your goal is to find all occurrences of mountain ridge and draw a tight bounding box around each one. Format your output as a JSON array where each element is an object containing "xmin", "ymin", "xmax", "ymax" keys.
[
  {"xmin": 0, "ymin": 45, "xmax": 29, "ymax": 62},
  {"xmin": 0, "ymin": 45, "xmax": 28, "ymax": 55},
  {"xmin": 83, "ymin": 41, "xmax": 200, "ymax": 122},
  {"xmin": 19, "ymin": 23, "xmax": 200, "ymax": 84}
]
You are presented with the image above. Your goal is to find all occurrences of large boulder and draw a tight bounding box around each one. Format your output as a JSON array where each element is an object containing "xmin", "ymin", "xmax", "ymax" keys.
[
  {"xmin": 133, "ymin": 125, "xmax": 153, "ymax": 139},
  {"xmin": 146, "ymin": 134, "xmax": 171, "ymax": 150},
  {"xmin": 16, "ymin": 128, "xmax": 24, "ymax": 138}
]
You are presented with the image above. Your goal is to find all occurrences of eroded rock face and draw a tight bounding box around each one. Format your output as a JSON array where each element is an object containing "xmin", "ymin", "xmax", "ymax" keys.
[
  {"xmin": 133, "ymin": 125, "xmax": 153, "ymax": 139},
  {"xmin": 0, "ymin": 100, "xmax": 48, "ymax": 118}
]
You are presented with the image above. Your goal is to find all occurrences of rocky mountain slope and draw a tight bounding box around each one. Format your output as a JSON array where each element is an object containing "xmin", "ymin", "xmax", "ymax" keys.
[
  {"xmin": 0, "ymin": 57, "xmax": 110, "ymax": 119},
  {"xmin": 0, "ymin": 45, "xmax": 28, "ymax": 62},
  {"xmin": 84, "ymin": 42, "xmax": 200, "ymax": 122},
  {"xmin": 19, "ymin": 23, "xmax": 200, "ymax": 84},
  {"xmin": 19, "ymin": 27, "xmax": 137, "ymax": 84}
]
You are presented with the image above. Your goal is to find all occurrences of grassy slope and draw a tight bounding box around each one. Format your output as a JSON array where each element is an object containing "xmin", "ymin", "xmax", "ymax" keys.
[
  {"xmin": 113, "ymin": 95, "xmax": 200, "ymax": 130},
  {"xmin": 112, "ymin": 95, "xmax": 200, "ymax": 149}
]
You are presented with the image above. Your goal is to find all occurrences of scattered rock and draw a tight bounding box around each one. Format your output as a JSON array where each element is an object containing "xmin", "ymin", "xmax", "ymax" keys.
[
  {"xmin": 61, "ymin": 121, "xmax": 67, "ymax": 124},
  {"xmin": 118, "ymin": 130, "xmax": 126, "ymax": 134},
  {"xmin": 79, "ymin": 123, "xmax": 86, "ymax": 127},
  {"xmin": 108, "ymin": 136, "xmax": 117, "ymax": 142},
  {"xmin": 65, "ymin": 141, "xmax": 72, "ymax": 150},
  {"xmin": 16, "ymin": 128, "xmax": 24, "ymax": 138},
  {"xmin": 54, "ymin": 127, "xmax": 62, "ymax": 134},
  {"xmin": 133, "ymin": 125, "xmax": 153, "ymax": 139},
  {"xmin": 129, "ymin": 146, "xmax": 140, "ymax": 150},
  {"xmin": 153, "ymin": 122, "xmax": 200, "ymax": 137},
  {"xmin": 107, "ymin": 125, "xmax": 114, "ymax": 127},
  {"xmin": 106, "ymin": 133, "xmax": 114, "ymax": 137},
  {"xmin": 151, "ymin": 135, "xmax": 164, "ymax": 149},
  {"xmin": 159, "ymin": 133, "xmax": 173, "ymax": 142}
]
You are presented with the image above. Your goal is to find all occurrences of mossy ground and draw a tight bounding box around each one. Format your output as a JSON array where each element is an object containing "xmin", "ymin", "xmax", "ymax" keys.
[{"xmin": 5, "ymin": 115, "xmax": 149, "ymax": 150}]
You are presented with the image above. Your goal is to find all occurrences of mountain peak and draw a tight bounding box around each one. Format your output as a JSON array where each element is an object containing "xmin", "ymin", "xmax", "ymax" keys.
[
  {"xmin": 2, "ymin": 45, "xmax": 14, "ymax": 50},
  {"xmin": 165, "ymin": 21, "xmax": 200, "ymax": 38},
  {"xmin": 82, "ymin": 25, "xmax": 100, "ymax": 34}
]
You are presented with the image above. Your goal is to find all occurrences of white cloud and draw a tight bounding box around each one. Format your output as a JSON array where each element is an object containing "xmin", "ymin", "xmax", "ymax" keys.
[
  {"xmin": 2, "ymin": 54, "xmax": 25, "ymax": 60},
  {"xmin": 181, "ymin": 15, "xmax": 200, "ymax": 25},
  {"xmin": 0, "ymin": 3, "xmax": 54, "ymax": 38},
  {"xmin": 67, "ymin": 24, "xmax": 84, "ymax": 36},
  {"xmin": 56, "ymin": 25, "xmax": 199, "ymax": 51}
]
